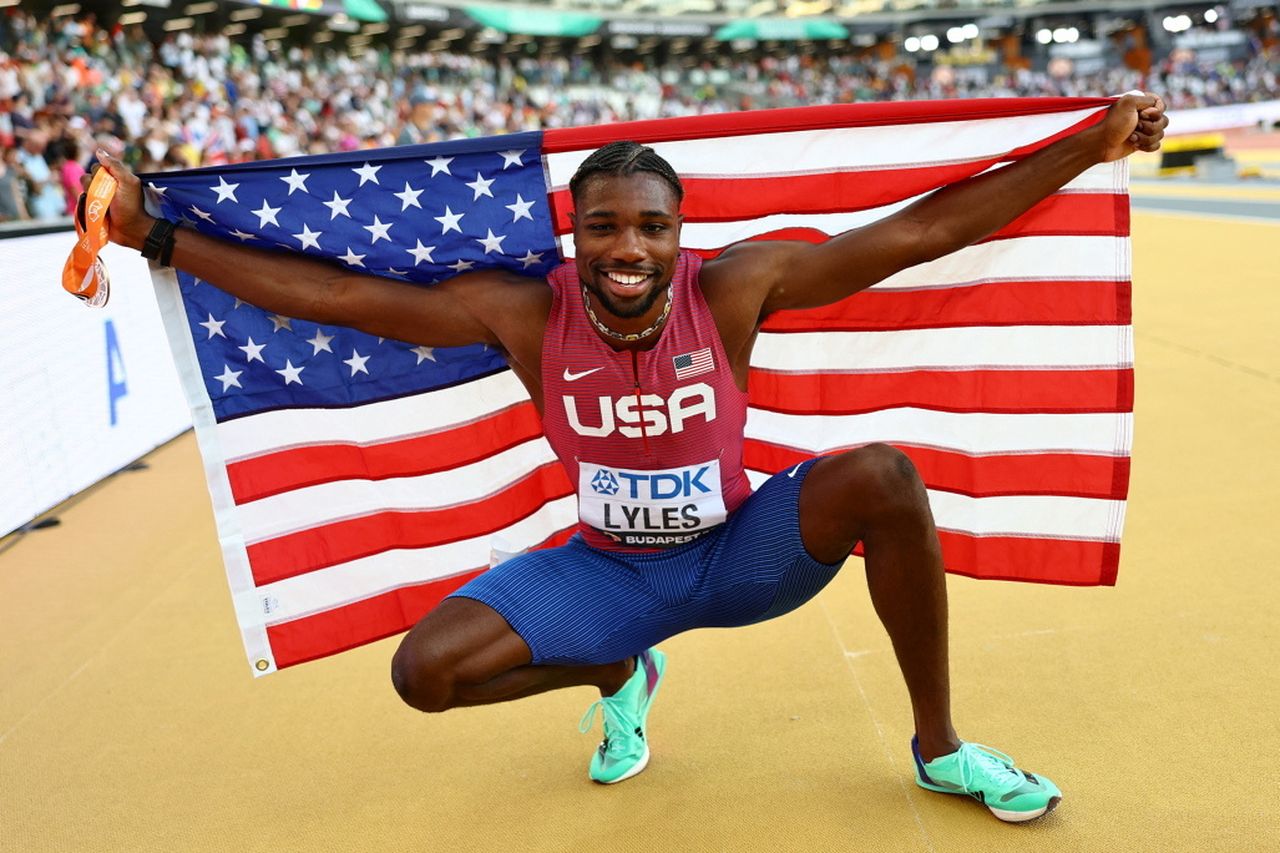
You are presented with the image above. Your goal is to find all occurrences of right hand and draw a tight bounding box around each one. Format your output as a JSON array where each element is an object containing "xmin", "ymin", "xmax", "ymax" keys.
[{"xmin": 81, "ymin": 149, "xmax": 153, "ymax": 250}]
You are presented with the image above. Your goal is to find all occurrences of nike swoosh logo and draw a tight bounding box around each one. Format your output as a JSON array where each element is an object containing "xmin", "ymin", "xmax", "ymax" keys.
[
  {"xmin": 787, "ymin": 463, "xmax": 803, "ymax": 478},
  {"xmin": 563, "ymin": 366, "xmax": 604, "ymax": 382}
]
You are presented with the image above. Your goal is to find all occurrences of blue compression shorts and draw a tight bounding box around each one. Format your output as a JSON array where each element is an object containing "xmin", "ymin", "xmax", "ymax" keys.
[{"xmin": 449, "ymin": 457, "xmax": 845, "ymax": 665}]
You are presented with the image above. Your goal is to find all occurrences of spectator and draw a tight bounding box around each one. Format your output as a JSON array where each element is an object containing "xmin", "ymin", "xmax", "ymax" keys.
[
  {"xmin": 0, "ymin": 146, "xmax": 29, "ymax": 222},
  {"xmin": 58, "ymin": 136, "xmax": 87, "ymax": 216},
  {"xmin": 17, "ymin": 130, "xmax": 65, "ymax": 221}
]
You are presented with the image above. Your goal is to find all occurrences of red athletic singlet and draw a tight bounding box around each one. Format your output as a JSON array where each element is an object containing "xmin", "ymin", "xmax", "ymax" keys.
[{"xmin": 541, "ymin": 251, "xmax": 752, "ymax": 551}]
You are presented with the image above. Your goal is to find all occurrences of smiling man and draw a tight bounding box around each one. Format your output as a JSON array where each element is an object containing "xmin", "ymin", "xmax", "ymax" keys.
[{"xmin": 90, "ymin": 92, "xmax": 1166, "ymax": 823}]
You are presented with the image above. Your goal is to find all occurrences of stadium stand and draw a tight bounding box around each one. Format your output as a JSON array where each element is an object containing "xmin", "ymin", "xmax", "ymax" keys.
[{"xmin": 1, "ymin": 0, "xmax": 1276, "ymax": 222}]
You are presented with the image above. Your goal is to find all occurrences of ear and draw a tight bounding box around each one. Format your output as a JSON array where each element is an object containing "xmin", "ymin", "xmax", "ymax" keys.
[{"xmin": 568, "ymin": 210, "xmax": 577, "ymax": 229}]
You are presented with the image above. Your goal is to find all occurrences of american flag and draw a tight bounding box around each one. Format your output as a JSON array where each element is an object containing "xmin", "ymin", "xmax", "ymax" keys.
[
  {"xmin": 145, "ymin": 98, "xmax": 1132, "ymax": 676},
  {"xmin": 673, "ymin": 347, "xmax": 715, "ymax": 381}
]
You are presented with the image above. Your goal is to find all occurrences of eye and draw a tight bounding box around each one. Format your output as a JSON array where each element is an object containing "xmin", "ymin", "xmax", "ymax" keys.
[{"xmin": 643, "ymin": 223, "xmax": 668, "ymax": 233}]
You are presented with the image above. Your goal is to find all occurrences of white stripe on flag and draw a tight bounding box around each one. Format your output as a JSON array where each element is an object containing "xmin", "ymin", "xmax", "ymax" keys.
[
  {"xmin": 544, "ymin": 107, "xmax": 1104, "ymax": 186},
  {"xmin": 745, "ymin": 408, "xmax": 1132, "ymax": 455},
  {"xmin": 217, "ymin": 369, "xmax": 528, "ymax": 460},
  {"xmin": 752, "ymin": 325, "xmax": 1133, "ymax": 372},
  {"xmin": 236, "ymin": 437, "xmax": 559, "ymax": 542}
]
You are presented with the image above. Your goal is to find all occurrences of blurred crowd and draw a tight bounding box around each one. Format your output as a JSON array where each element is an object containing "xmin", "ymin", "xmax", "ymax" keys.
[{"xmin": 2, "ymin": 6, "xmax": 1277, "ymax": 222}]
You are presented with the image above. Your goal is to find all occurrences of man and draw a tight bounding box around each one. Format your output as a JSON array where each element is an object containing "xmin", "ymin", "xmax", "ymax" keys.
[{"xmin": 90, "ymin": 92, "xmax": 1166, "ymax": 823}]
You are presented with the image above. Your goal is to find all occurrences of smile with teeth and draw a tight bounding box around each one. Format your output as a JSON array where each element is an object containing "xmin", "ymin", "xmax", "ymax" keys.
[{"xmin": 604, "ymin": 270, "xmax": 653, "ymax": 287}]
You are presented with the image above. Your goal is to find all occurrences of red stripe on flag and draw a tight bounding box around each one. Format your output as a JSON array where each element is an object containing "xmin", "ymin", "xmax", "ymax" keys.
[
  {"xmin": 748, "ymin": 367, "xmax": 1134, "ymax": 416},
  {"xmin": 985, "ymin": 192, "xmax": 1130, "ymax": 240},
  {"xmin": 853, "ymin": 531, "xmax": 1120, "ymax": 586},
  {"xmin": 265, "ymin": 523, "xmax": 580, "ymax": 670},
  {"xmin": 551, "ymin": 176, "xmax": 1126, "ymax": 235},
  {"xmin": 761, "ymin": 280, "xmax": 1131, "ymax": 332},
  {"xmin": 246, "ymin": 462, "xmax": 574, "ymax": 585},
  {"xmin": 551, "ymin": 160, "xmax": 1001, "ymax": 231},
  {"xmin": 542, "ymin": 98, "xmax": 1114, "ymax": 151},
  {"xmin": 227, "ymin": 402, "xmax": 544, "ymax": 504},
  {"xmin": 267, "ymin": 569, "xmax": 486, "ymax": 669},
  {"xmin": 745, "ymin": 439, "xmax": 1130, "ymax": 501}
]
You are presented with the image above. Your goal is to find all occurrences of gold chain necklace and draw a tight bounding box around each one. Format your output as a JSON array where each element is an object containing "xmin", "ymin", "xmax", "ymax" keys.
[{"xmin": 580, "ymin": 284, "xmax": 672, "ymax": 343}]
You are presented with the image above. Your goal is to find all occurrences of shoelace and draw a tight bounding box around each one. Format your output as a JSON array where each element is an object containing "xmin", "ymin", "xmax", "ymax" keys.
[
  {"xmin": 578, "ymin": 698, "xmax": 638, "ymax": 758},
  {"xmin": 957, "ymin": 743, "xmax": 1024, "ymax": 792}
]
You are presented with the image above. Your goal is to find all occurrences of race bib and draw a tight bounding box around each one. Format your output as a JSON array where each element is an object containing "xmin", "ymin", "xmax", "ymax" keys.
[{"xmin": 578, "ymin": 459, "xmax": 726, "ymax": 548}]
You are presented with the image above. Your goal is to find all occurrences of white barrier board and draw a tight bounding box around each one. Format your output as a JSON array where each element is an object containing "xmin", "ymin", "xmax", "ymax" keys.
[{"xmin": 0, "ymin": 232, "xmax": 192, "ymax": 536}]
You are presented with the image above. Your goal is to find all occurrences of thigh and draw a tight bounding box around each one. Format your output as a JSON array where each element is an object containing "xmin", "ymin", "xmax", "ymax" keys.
[
  {"xmin": 697, "ymin": 457, "xmax": 846, "ymax": 627},
  {"xmin": 449, "ymin": 537, "xmax": 664, "ymax": 666}
]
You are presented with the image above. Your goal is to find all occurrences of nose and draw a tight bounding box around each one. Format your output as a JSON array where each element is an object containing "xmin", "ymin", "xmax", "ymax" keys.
[{"xmin": 609, "ymin": 227, "xmax": 646, "ymax": 265}]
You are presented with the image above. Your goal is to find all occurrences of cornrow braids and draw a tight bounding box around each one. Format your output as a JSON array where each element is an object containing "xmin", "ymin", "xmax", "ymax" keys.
[{"xmin": 568, "ymin": 141, "xmax": 684, "ymax": 205}]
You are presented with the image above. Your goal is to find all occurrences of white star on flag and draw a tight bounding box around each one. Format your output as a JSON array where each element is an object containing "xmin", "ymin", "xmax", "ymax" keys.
[
  {"xmin": 292, "ymin": 224, "xmax": 323, "ymax": 250},
  {"xmin": 190, "ymin": 205, "xmax": 215, "ymax": 223},
  {"xmin": 498, "ymin": 149, "xmax": 526, "ymax": 169},
  {"xmin": 411, "ymin": 346, "xmax": 436, "ymax": 364},
  {"xmin": 215, "ymin": 365, "xmax": 242, "ymax": 391},
  {"xmin": 239, "ymin": 337, "xmax": 266, "ymax": 363},
  {"xmin": 466, "ymin": 173, "xmax": 495, "ymax": 200},
  {"xmin": 406, "ymin": 240, "xmax": 436, "ymax": 265},
  {"xmin": 363, "ymin": 216, "xmax": 393, "ymax": 244},
  {"xmin": 276, "ymin": 360, "xmax": 305, "ymax": 385},
  {"xmin": 340, "ymin": 247, "xmax": 367, "ymax": 267},
  {"xmin": 199, "ymin": 313, "xmax": 226, "ymax": 338},
  {"xmin": 307, "ymin": 329, "xmax": 335, "ymax": 354},
  {"xmin": 252, "ymin": 200, "xmax": 281, "ymax": 228},
  {"xmin": 506, "ymin": 194, "xmax": 535, "ymax": 222},
  {"xmin": 435, "ymin": 206, "xmax": 464, "ymax": 234},
  {"xmin": 269, "ymin": 314, "xmax": 292, "ymax": 332},
  {"xmin": 229, "ymin": 229, "xmax": 256, "ymax": 242},
  {"xmin": 394, "ymin": 182, "xmax": 424, "ymax": 210},
  {"xmin": 476, "ymin": 229, "xmax": 506, "ymax": 255},
  {"xmin": 425, "ymin": 155, "xmax": 453, "ymax": 176},
  {"xmin": 280, "ymin": 169, "xmax": 310, "ymax": 195},
  {"xmin": 352, "ymin": 162, "xmax": 382, "ymax": 186},
  {"xmin": 210, "ymin": 177, "xmax": 239, "ymax": 203},
  {"xmin": 343, "ymin": 350, "xmax": 371, "ymax": 376},
  {"xmin": 448, "ymin": 259, "xmax": 475, "ymax": 273},
  {"xmin": 323, "ymin": 191, "xmax": 353, "ymax": 220},
  {"xmin": 518, "ymin": 249, "xmax": 544, "ymax": 269}
]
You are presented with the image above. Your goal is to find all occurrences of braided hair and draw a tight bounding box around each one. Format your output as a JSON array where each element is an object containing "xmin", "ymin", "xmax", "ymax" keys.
[{"xmin": 568, "ymin": 141, "xmax": 684, "ymax": 206}]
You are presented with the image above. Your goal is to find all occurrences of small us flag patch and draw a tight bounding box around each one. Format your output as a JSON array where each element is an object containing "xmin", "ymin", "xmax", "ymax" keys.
[{"xmin": 673, "ymin": 347, "xmax": 714, "ymax": 380}]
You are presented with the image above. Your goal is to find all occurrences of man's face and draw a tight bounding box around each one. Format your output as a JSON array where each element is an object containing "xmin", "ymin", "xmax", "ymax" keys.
[{"xmin": 570, "ymin": 172, "xmax": 682, "ymax": 320}]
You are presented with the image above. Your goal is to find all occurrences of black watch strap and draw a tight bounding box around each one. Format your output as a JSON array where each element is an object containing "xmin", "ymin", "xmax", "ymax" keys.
[{"xmin": 141, "ymin": 218, "xmax": 178, "ymax": 267}]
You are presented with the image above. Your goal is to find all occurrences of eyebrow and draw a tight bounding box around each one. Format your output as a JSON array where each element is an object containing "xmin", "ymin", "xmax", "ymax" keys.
[{"xmin": 581, "ymin": 209, "xmax": 674, "ymax": 219}]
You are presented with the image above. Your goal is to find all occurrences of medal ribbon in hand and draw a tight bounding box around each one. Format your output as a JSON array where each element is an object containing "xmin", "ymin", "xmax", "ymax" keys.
[{"xmin": 61, "ymin": 167, "xmax": 117, "ymax": 308}]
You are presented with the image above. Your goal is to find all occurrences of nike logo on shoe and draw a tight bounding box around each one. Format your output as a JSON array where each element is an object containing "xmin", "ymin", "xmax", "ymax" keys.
[{"xmin": 563, "ymin": 366, "xmax": 604, "ymax": 382}]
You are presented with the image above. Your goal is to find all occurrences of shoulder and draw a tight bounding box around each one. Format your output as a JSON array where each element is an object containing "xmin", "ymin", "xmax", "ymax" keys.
[
  {"xmin": 697, "ymin": 240, "xmax": 809, "ymax": 318},
  {"xmin": 438, "ymin": 268, "xmax": 553, "ymax": 357}
]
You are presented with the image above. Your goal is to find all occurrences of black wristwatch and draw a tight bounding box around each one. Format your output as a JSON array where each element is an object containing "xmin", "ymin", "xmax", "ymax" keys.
[{"xmin": 140, "ymin": 218, "xmax": 178, "ymax": 267}]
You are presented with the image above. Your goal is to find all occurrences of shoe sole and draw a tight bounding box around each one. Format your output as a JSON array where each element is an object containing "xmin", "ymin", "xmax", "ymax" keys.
[
  {"xmin": 589, "ymin": 651, "xmax": 666, "ymax": 785},
  {"xmin": 917, "ymin": 779, "xmax": 1062, "ymax": 823},
  {"xmin": 591, "ymin": 743, "xmax": 650, "ymax": 785},
  {"xmin": 989, "ymin": 794, "xmax": 1061, "ymax": 823}
]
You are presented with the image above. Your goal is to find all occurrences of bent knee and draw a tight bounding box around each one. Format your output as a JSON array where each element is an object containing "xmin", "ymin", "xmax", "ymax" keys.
[
  {"xmin": 849, "ymin": 443, "xmax": 927, "ymax": 508},
  {"xmin": 390, "ymin": 644, "xmax": 456, "ymax": 714}
]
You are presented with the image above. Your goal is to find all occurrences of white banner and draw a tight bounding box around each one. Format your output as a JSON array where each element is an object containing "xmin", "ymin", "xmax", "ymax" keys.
[{"xmin": 0, "ymin": 232, "xmax": 192, "ymax": 535}]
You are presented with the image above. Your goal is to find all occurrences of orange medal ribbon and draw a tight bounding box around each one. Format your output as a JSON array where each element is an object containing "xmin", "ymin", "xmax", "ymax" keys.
[{"xmin": 61, "ymin": 168, "xmax": 117, "ymax": 308}]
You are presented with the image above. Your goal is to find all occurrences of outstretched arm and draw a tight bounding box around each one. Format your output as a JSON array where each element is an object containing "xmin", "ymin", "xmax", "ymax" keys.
[
  {"xmin": 90, "ymin": 152, "xmax": 532, "ymax": 348},
  {"xmin": 713, "ymin": 93, "xmax": 1167, "ymax": 318}
]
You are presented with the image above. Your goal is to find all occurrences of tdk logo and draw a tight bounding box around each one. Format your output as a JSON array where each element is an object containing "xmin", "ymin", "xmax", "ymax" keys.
[
  {"xmin": 563, "ymin": 382, "xmax": 716, "ymax": 439},
  {"xmin": 591, "ymin": 466, "xmax": 712, "ymax": 500},
  {"xmin": 590, "ymin": 469, "xmax": 620, "ymax": 495}
]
